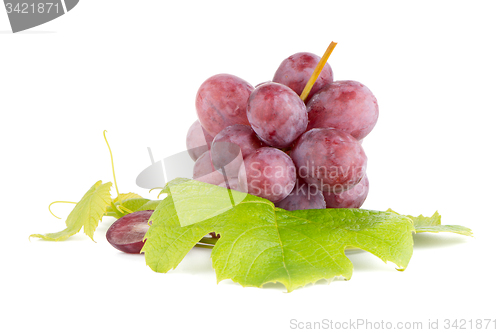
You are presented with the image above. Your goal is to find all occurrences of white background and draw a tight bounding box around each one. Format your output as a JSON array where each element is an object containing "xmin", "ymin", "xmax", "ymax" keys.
[{"xmin": 1, "ymin": 1, "xmax": 499, "ymax": 332}]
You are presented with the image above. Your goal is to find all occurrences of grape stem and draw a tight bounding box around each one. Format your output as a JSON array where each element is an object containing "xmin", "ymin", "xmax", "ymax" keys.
[
  {"xmin": 198, "ymin": 236, "xmax": 218, "ymax": 245},
  {"xmin": 194, "ymin": 243, "xmax": 214, "ymax": 249},
  {"xmin": 299, "ymin": 41, "xmax": 337, "ymax": 101}
]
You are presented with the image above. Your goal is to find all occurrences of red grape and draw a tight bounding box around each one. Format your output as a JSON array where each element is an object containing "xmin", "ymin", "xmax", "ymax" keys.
[
  {"xmin": 323, "ymin": 175, "xmax": 369, "ymax": 208},
  {"xmin": 186, "ymin": 120, "xmax": 214, "ymax": 162},
  {"xmin": 275, "ymin": 178, "xmax": 326, "ymax": 211},
  {"xmin": 211, "ymin": 124, "xmax": 265, "ymax": 177},
  {"xmin": 212, "ymin": 124, "xmax": 264, "ymax": 158},
  {"xmin": 238, "ymin": 147, "xmax": 296, "ymax": 203},
  {"xmin": 273, "ymin": 52, "xmax": 333, "ymax": 103},
  {"xmin": 307, "ymin": 80, "xmax": 379, "ymax": 140},
  {"xmin": 247, "ymin": 82, "xmax": 308, "ymax": 148},
  {"xmin": 193, "ymin": 151, "xmax": 225, "ymax": 185},
  {"xmin": 196, "ymin": 74, "xmax": 254, "ymax": 137},
  {"xmin": 106, "ymin": 210, "xmax": 153, "ymax": 254},
  {"xmin": 290, "ymin": 128, "xmax": 367, "ymax": 193}
]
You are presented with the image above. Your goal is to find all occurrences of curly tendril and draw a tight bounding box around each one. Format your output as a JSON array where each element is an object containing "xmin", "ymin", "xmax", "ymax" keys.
[
  {"xmin": 115, "ymin": 205, "xmax": 134, "ymax": 214},
  {"xmin": 48, "ymin": 201, "xmax": 77, "ymax": 219},
  {"xmin": 148, "ymin": 187, "xmax": 163, "ymax": 194}
]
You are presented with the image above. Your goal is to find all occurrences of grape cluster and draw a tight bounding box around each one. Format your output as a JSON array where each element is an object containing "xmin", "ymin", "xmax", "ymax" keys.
[{"xmin": 186, "ymin": 51, "xmax": 378, "ymax": 210}]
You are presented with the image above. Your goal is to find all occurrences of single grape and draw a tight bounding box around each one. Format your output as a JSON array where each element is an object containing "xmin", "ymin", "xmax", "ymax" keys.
[
  {"xmin": 196, "ymin": 74, "xmax": 254, "ymax": 137},
  {"xmin": 217, "ymin": 178, "xmax": 242, "ymax": 191},
  {"xmin": 186, "ymin": 120, "xmax": 214, "ymax": 161},
  {"xmin": 247, "ymin": 82, "xmax": 308, "ymax": 148},
  {"xmin": 212, "ymin": 125, "xmax": 264, "ymax": 158},
  {"xmin": 238, "ymin": 147, "xmax": 296, "ymax": 202},
  {"xmin": 106, "ymin": 210, "xmax": 153, "ymax": 254},
  {"xmin": 193, "ymin": 150, "xmax": 225, "ymax": 185},
  {"xmin": 307, "ymin": 80, "xmax": 379, "ymax": 140},
  {"xmin": 323, "ymin": 175, "xmax": 369, "ymax": 208},
  {"xmin": 211, "ymin": 124, "xmax": 265, "ymax": 177},
  {"xmin": 291, "ymin": 128, "xmax": 367, "ymax": 193},
  {"xmin": 273, "ymin": 52, "xmax": 333, "ymax": 103},
  {"xmin": 275, "ymin": 178, "xmax": 326, "ymax": 211}
]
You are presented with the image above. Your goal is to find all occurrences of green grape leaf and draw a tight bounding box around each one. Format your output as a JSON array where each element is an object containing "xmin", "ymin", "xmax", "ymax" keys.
[
  {"xmin": 31, "ymin": 181, "xmax": 113, "ymax": 241},
  {"xmin": 137, "ymin": 200, "xmax": 161, "ymax": 211},
  {"xmin": 105, "ymin": 193, "xmax": 145, "ymax": 218},
  {"xmin": 387, "ymin": 209, "xmax": 473, "ymax": 236},
  {"xmin": 114, "ymin": 192, "xmax": 143, "ymax": 202},
  {"xmin": 105, "ymin": 197, "xmax": 160, "ymax": 219},
  {"xmin": 143, "ymin": 179, "xmax": 415, "ymax": 292},
  {"xmin": 115, "ymin": 198, "xmax": 151, "ymax": 213},
  {"xmin": 104, "ymin": 207, "xmax": 118, "ymax": 218}
]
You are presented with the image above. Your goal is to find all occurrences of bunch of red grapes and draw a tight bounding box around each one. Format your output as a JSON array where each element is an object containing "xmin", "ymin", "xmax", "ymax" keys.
[
  {"xmin": 186, "ymin": 52, "xmax": 378, "ymax": 211},
  {"xmin": 107, "ymin": 50, "xmax": 379, "ymax": 254}
]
